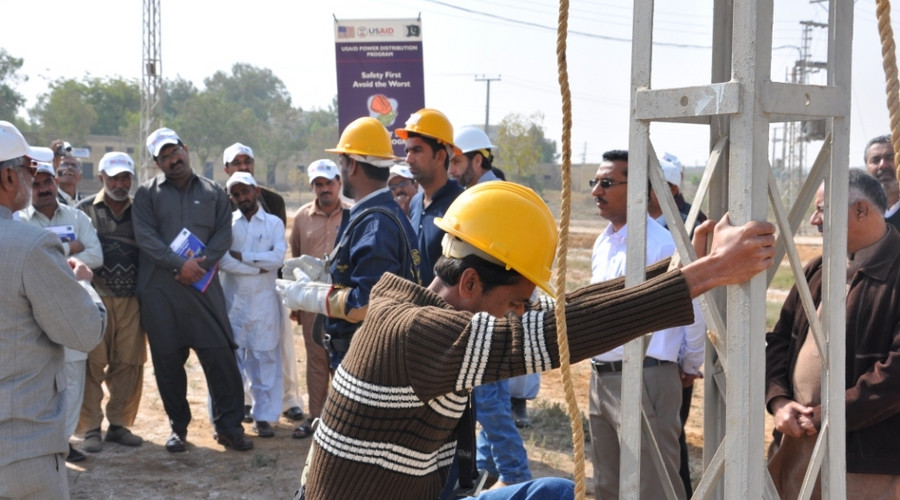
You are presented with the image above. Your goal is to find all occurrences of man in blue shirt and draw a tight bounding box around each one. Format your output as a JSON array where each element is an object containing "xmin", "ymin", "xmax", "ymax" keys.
[
  {"xmin": 396, "ymin": 108, "xmax": 464, "ymax": 285},
  {"xmin": 278, "ymin": 117, "xmax": 420, "ymax": 367}
]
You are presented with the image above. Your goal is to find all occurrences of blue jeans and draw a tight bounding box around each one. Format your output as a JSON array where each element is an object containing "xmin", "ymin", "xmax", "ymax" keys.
[
  {"xmin": 467, "ymin": 478, "xmax": 575, "ymax": 499},
  {"xmin": 474, "ymin": 380, "xmax": 532, "ymax": 484}
]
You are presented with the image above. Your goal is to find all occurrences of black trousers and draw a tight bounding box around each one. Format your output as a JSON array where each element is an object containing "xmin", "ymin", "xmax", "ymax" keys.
[{"xmin": 149, "ymin": 343, "xmax": 244, "ymax": 436}]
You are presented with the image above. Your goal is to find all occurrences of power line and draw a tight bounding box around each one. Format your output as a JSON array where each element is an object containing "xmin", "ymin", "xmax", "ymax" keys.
[{"xmin": 423, "ymin": 0, "xmax": 711, "ymax": 49}]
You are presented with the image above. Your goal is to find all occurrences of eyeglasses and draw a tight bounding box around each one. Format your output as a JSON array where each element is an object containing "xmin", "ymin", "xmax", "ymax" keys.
[
  {"xmin": 158, "ymin": 145, "xmax": 184, "ymax": 164},
  {"xmin": 19, "ymin": 158, "xmax": 37, "ymax": 177},
  {"xmin": 589, "ymin": 178, "xmax": 627, "ymax": 189},
  {"xmin": 389, "ymin": 179, "xmax": 412, "ymax": 192},
  {"xmin": 229, "ymin": 158, "xmax": 254, "ymax": 167},
  {"xmin": 868, "ymin": 153, "xmax": 895, "ymax": 165},
  {"xmin": 58, "ymin": 161, "xmax": 80, "ymax": 173}
]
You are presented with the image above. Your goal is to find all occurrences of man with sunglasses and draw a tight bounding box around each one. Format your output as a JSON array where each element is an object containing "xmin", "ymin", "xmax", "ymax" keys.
[
  {"xmin": 222, "ymin": 142, "xmax": 306, "ymax": 425},
  {"xmin": 587, "ymin": 149, "xmax": 704, "ymax": 500},
  {"xmin": 0, "ymin": 121, "xmax": 105, "ymax": 499}
]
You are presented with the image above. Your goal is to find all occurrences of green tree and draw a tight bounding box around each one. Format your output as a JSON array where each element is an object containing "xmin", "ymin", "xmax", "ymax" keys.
[
  {"xmin": 30, "ymin": 79, "xmax": 97, "ymax": 146},
  {"xmin": 495, "ymin": 111, "xmax": 546, "ymax": 190},
  {"xmin": 0, "ymin": 49, "xmax": 26, "ymax": 120},
  {"xmin": 170, "ymin": 90, "xmax": 255, "ymax": 177},
  {"xmin": 82, "ymin": 76, "xmax": 141, "ymax": 136}
]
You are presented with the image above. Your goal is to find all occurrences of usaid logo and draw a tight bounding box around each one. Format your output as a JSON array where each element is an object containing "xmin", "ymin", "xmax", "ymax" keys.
[{"xmin": 355, "ymin": 26, "xmax": 396, "ymax": 38}]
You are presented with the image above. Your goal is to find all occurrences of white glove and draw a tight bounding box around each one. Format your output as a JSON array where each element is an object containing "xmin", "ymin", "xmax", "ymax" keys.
[
  {"xmin": 276, "ymin": 279, "xmax": 332, "ymax": 315},
  {"xmin": 282, "ymin": 255, "xmax": 330, "ymax": 283}
]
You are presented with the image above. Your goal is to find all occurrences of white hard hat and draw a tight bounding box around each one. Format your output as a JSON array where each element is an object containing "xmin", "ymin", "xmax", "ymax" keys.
[{"xmin": 454, "ymin": 126, "xmax": 496, "ymax": 155}]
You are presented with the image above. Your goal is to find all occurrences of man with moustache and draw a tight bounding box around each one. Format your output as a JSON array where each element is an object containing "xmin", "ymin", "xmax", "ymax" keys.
[
  {"xmin": 222, "ymin": 142, "xmax": 305, "ymax": 424},
  {"xmin": 279, "ymin": 117, "xmax": 419, "ymax": 368},
  {"xmin": 19, "ymin": 160, "xmax": 103, "ymax": 463},
  {"xmin": 75, "ymin": 152, "xmax": 146, "ymax": 453},
  {"xmin": 398, "ymin": 108, "xmax": 464, "ymax": 285},
  {"xmin": 387, "ymin": 164, "xmax": 417, "ymax": 217},
  {"xmin": 49, "ymin": 140, "xmax": 85, "ymax": 206},
  {"xmin": 219, "ymin": 172, "xmax": 287, "ymax": 438},
  {"xmin": 863, "ymin": 135, "xmax": 900, "ymax": 231},
  {"xmin": 0, "ymin": 122, "xmax": 106, "ymax": 500},
  {"xmin": 133, "ymin": 128, "xmax": 252, "ymax": 452},
  {"xmin": 587, "ymin": 149, "xmax": 703, "ymax": 500},
  {"xmin": 288, "ymin": 159, "xmax": 350, "ymax": 438}
]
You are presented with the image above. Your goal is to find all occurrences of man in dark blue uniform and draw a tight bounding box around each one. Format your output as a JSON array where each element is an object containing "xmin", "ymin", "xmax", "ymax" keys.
[
  {"xmin": 396, "ymin": 108, "xmax": 464, "ymax": 285},
  {"xmin": 278, "ymin": 117, "xmax": 420, "ymax": 367}
]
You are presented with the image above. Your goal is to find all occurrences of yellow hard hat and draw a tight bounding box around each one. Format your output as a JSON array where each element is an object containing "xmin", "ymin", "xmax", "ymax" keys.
[
  {"xmin": 326, "ymin": 117, "xmax": 396, "ymax": 158},
  {"xmin": 435, "ymin": 182, "xmax": 558, "ymax": 297},
  {"xmin": 394, "ymin": 108, "xmax": 461, "ymax": 154}
]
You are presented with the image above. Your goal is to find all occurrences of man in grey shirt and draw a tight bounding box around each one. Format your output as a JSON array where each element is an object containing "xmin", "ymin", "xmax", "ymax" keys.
[
  {"xmin": 133, "ymin": 128, "xmax": 252, "ymax": 453},
  {"xmin": 0, "ymin": 121, "xmax": 106, "ymax": 499}
]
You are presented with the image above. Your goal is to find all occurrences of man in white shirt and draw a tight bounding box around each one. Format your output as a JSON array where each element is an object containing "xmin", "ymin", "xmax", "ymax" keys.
[
  {"xmin": 19, "ymin": 161, "xmax": 103, "ymax": 463},
  {"xmin": 587, "ymin": 150, "xmax": 704, "ymax": 500},
  {"xmin": 218, "ymin": 172, "xmax": 287, "ymax": 438}
]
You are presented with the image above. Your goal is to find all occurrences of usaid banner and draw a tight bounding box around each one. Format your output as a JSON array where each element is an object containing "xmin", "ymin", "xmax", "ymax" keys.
[{"xmin": 335, "ymin": 18, "xmax": 425, "ymax": 157}]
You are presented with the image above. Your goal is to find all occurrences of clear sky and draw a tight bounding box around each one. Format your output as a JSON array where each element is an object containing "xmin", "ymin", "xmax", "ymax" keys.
[{"xmin": 1, "ymin": 0, "xmax": 892, "ymax": 166}]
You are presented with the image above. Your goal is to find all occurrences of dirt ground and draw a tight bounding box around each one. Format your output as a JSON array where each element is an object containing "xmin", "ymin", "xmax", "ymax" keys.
[{"xmin": 64, "ymin": 222, "xmax": 821, "ymax": 499}]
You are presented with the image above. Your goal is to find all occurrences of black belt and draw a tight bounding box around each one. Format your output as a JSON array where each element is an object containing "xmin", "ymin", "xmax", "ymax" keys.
[{"xmin": 591, "ymin": 357, "xmax": 672, "ymax": 374}]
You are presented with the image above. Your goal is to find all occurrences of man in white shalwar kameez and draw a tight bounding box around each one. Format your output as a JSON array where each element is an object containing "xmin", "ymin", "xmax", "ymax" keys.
[{"xmin": 219, "ymin": 172, "xmax": 286, "ymax": 438}]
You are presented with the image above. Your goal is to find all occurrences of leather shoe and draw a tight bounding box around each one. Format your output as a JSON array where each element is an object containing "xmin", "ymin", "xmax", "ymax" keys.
[
  {"xmin": 242, "ymin": 405, "xmax": 253, "ymax": 423},
  {"xmin": 253, "ymin": 421, "xmax": 275, "ymax": 438},
  {"xmin": 165, "ymin": 432, "xmax": 187, "ymax": 453},
  {"xmin": 215, "ymin": 430, "xmax": 254, "ymax": 451},
  {"xmin": 283, "ymin": 406, "xmax": 305, "ymax": 421},
  {"xmin": 67, "ymin": 443, "xmax": 86, "ymax": 462}
]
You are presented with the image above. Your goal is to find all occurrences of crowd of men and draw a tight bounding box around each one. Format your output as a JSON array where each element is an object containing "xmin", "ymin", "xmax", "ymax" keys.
[{"xmin": 3, "ymin": 108, "xmax": 900, "ymax": 499}]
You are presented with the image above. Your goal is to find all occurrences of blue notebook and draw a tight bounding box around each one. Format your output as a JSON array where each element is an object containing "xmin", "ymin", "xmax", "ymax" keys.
[{"xmin": 169, "ymin": 228, "xmax": 217, "ymax": 292}]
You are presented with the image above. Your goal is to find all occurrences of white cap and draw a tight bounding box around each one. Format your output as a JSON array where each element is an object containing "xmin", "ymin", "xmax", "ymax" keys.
[
  {"xmin": 224, "ymin": 142, "xmax": 254, "ymax": 164},
  {"xmin": 659, "ymin": 152, "xmax": 683, "ymax": 188},
  {"xmin": 307, "ymin": 159, "xmax": 340, "ymax": 182},
  {"xmin": 146, "ymin": 127, "xmax": 181, "ymax": 158},
  {"xmin": 99, "ymin": 152, "xmax": 135, "ymax": 177},
  {"xmin": 454, "ymin": 126, "xmax": 496, "ymax": 155},
  {"xmin": 226, "ymin": 171, "xmax": 258, "ymax": 191},
  {"xmin": 388, "ymin": 164, "xmax": 414, "ymax": 181},
  {"xmin": 0, "ymin": 121, "xmax": 53, "ymax": 163},
  {"xmin": 35, "ymin": 162, "xmax": 55, "ymax": 176}
]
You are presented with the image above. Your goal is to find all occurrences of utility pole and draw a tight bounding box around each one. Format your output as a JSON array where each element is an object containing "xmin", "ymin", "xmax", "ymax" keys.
[
  {"xmin": 141, "ymin": 0, "xmax": 162, "ymax": 181},
  {"xmin": 475, "ymin": 75, "xmax": 500, "ymax": 132}
]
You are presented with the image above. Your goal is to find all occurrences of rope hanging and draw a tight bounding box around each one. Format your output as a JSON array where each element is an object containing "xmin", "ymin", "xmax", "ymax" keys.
[
  {"xmin": 875, "ymin": 0, "xmax": 900, "ymax": 175},
  {"xmin": 554, "ymin": 1, "xmax": 586, "ymax": 499}
]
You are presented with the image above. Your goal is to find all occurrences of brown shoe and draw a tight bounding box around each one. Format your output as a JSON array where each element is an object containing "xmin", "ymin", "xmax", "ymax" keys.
[
  {"xmin": 215, "ymin": 430, "xmax": 254, "ymax": 451},
  {"xmin": 106, "ymin": 426, "xmax": 143, "ymax": 447},
  {"xmin": 253, "ymin": 421, "xmax": 275, "ymax": 438}
]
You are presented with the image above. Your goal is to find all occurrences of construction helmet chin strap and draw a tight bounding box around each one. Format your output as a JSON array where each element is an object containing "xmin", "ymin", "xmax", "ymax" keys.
[{"xmin": 441, "ymin": 233, "xmax": 506, "ymax": 268}]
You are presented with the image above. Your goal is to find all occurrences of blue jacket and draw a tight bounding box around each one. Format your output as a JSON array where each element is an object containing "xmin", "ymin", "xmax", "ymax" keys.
[
  {"xmin": 410, "ymin": 180, "xmax": 464, "ymax": 284},
  {"xmin": 326, "ymin": 188, "xmax": 420, "ymax": 339}
]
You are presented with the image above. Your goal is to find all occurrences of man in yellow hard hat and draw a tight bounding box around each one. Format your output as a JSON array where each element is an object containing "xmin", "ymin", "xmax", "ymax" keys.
[
  {"xmin": 396, "ymin": 108, "xmax": 464, "ymax": 285},
  {"xmin": 278, "ymin": 117, "xmax": 420, "ymax": 368},
  {"xmin": 283, "ymin": 180, "xmax": 777, "ymax": 500}
]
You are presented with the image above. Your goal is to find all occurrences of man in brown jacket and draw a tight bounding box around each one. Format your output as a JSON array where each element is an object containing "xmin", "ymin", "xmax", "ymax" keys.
[{"xmin": 766, "ymin": 169, "xmax": 900, "ymax": 498}]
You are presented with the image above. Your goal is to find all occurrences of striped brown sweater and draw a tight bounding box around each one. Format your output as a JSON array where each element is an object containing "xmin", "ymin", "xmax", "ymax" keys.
[{"xmin": 304, "ymin": 259, "xmax": 693, "ymax": 499}]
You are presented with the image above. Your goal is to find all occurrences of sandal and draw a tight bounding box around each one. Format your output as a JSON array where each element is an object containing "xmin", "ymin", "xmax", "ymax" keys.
[{"xmin": 292, "ymin": 420, "xmax": 314, "ymax": 439}]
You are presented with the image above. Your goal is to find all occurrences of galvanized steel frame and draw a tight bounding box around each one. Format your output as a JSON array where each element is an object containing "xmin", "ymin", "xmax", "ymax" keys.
[{"xmin": 620, "ymin": 1, "xmax": 851, "ymax": 498}]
